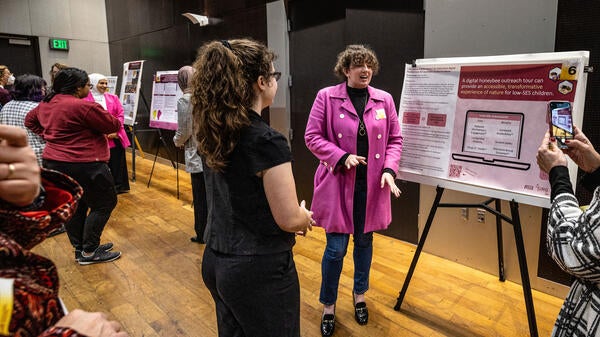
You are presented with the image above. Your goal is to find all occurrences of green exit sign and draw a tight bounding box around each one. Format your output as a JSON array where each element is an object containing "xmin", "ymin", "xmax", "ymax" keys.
[{"xmin": 49, "ymin": 38, "xmax": 69, "ymax": 51}]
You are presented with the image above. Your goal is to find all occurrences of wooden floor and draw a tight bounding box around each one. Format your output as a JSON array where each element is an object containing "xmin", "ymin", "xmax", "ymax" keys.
[{"xmin": 32, "ymin": 155, "xmax": 564, "ymax": 337}]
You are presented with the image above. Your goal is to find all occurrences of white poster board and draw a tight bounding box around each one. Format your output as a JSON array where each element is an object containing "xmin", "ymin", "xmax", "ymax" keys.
[
  {"xmin": 149, "ymin": 71, "xmax": 181, "ymax": 131},
  {"xmin": 105, "ymin": 76, "xmax": 118, "ymax": 95},
  {"xmin": 120, "ymin": 60, "xmax": 145, "ymax": 126},
  {"xmin": 398, "ymin": 51, "xmax": 589, "ymax": 208}
]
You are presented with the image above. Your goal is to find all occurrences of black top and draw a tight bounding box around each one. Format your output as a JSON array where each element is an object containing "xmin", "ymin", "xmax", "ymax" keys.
[
  {"xmin": 203, "ymin": 110, "xmax": 296, "ymax": 255},
  {"xmin": 549, "ymin": 165, "xmax": 600, "ymax": 201},
  {"xmin": 336, "ymin": 85, "xmax": 396, "ymax": 181},
  {"xmin": 347, "ymin": 85, "xmax": 369, "ymax": 159}
]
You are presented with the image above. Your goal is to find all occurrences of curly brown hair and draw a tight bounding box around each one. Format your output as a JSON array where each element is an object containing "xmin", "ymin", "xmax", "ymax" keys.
[
  {"xmin": 191, "ymin": 39, "xmax": 276, "ymax": 172},
  {"xmin": 333, "ymin": 44, "xmax": 379, "ymax": 81}
]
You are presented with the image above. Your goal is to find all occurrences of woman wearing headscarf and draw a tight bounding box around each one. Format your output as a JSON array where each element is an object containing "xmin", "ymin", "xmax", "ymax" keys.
[
  {"xmin": 85, "ymin": 73, "xmax": 131, "ymax": 194},
  {"xmin": 173, "ymin": 66, "xmax": 207, "ymax": 243}
]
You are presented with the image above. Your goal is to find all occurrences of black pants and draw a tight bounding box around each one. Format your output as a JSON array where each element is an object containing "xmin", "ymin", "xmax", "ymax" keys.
[
  {"xmin": 202, "ymin": 248, "xmax": 301, "ymax": 337},
  {"xmin": 44, "ymin": 160, "xmax": 117, "ymax": 253},
  {"xmin": 191, "ymin": 172, "xmax": 208, "ymax": 239},
  {"xmin": 109, "ymin": 140, "xmax": 130, "ymax": 192}
]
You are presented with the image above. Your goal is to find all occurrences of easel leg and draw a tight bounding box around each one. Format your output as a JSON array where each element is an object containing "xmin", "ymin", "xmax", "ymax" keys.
[
  {"xmin": 495, "ymin": 199, "xmax": 505, "ymax": 281},
  {"xmin": 509, "ymin": 200, "xmax": 538, "ymax": 337},
  {"xmin": 176, "ymin": 151, "xmax": 180, "ymax": 200},
  {"xmin": 147, "ymin": 137, "xmax": 161, "ymax": 188},
  {"xmin": 130, "ymin": 125, "xmax": 136, "ymax": 182},
  {"xmin": 157, "ymin": 129, "xmax": 176, "ymax": 168},
  {"xmin": 394, "ymin": 186, "xmax": 444, "ymax": 311}
]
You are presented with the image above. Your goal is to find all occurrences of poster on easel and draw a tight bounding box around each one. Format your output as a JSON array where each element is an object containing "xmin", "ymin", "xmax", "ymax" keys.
[
  {"xmin": 106, "ymin": 76, "xmax": 118, "ymax": 95},
  {"xmin": 120, "ymin": 60, "xmax": 145, "ymax": 126},
  {"xmin": 149, "ymin": 71, "xmax": 181, "ymax": 131},
  {"xmin": 397, "ymin": 51, "xmax": 589, "ymax": 208}
]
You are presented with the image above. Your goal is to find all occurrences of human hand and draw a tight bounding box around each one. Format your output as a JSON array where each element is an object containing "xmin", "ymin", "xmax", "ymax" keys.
[
  {"xmin": 107, "ymin": 133, "xmax": 118, "ymax": 139},
  {"xmin": 0, "ymin": 125, "xmax": 41, "ymax": 206},
  {"xmin": 381, "ymin": 172, "xmax": 401, "ymax": 198},
  {"xmin": 537, "ymin": 131, "xmax": 567, "ymax": 174},
  {"xmin": 296, "ymin": 200, "xmax": 314, "ymax": 236},
  {"xmin": 563, "ymin": 125, "xmax": 600, "ymax": 173},
  {"xmin": 54, "ymin": 309, "xmax": 129, "ymax": 337},
  {"xmin": 345, "ymin": 154, "xmax": 367, "ymax": 169}
]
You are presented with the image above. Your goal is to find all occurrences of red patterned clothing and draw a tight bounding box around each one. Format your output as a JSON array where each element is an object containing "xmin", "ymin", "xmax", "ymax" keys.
[{"xmin": 0, "ymin": 169, "xmax": 83, "ymax": 337}]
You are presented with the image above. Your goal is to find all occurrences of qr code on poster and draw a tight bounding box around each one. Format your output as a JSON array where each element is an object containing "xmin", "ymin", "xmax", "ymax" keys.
[{"xmin": 449, "ymin": 164, "xmax": 462, "ymax": 178}]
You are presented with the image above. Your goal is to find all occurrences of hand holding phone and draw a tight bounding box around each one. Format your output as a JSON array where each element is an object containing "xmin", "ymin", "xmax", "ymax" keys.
[{"xmin": 548, "ymin": 101, "xmax": 573, "ymax": 149}]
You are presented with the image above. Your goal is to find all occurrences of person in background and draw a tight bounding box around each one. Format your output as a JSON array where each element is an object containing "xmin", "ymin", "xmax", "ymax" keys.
[
  {"xmin": 173, "ymin": 65, "xmax": 207, "ymax": 243},
  {"xmin": 25, "ymin": 67, "xmax": 122, "ymax": 265},
  {"xmin": 304, "ymin": 44, "xmax": 403, "ymax": 337},
  {"xmin": 48, "ymin": 62, "xmax": 68, "ymax": 90},
  {"xmin": 0, "ymin": 74, "xmax": 65, "ymax": 237},
  {"xmin": 0, "ymin": 65, "xmax": 15, "ymax": 106},
  {"xmin": 0, "ymin": 74, "xmax": 47, "ymax": 166},
  {"xmin": 537, "ymin": 126, "xmax": 600, "ymax": 336},
  {"xmin": 85, "ymin": 73, "xmax": 131, "ymax": 194},
  {"xmin": 193, "ymin": 38, "xmax": 314, "ymax": 337},
  {"xmin": 0, "ymin": 124, "xmax": 128, "ymax": 337}
]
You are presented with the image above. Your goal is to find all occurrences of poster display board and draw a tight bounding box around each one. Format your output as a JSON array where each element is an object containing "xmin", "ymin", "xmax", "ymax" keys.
[
  {"xmin": 120, "ymin": 60, "xmax": 145, "ymax": 126},
  {"xmin": 149, "ymin": 71, "xmax": 181, "ymax": 130},
  {"xmin": 398, "ymin": 51, "xmax": 589, "ymax": 208},
  {"xmin": 105, "ymin": 76, "xmax": 118, "ymax": 95}
]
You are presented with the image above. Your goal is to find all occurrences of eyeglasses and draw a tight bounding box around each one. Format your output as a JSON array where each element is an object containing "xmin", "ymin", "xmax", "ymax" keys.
[
  {"xmin": 270, "ymin": 72, "xmax": 281, "ymax": 81},
  {"xmin": 87, "ymin": 83, "xmax": 93, "ymax": 88}
]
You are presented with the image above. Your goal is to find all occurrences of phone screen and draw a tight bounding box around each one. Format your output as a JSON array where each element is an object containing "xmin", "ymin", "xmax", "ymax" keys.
[{"xmin": 548, "ymin": 101, "xmax": 573, "ymax": 148}]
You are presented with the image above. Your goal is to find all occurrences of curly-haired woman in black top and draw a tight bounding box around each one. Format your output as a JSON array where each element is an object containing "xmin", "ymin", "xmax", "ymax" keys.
[{"xmin": 192, "ymin": 38, "xmax": 314, "ymax": 337}]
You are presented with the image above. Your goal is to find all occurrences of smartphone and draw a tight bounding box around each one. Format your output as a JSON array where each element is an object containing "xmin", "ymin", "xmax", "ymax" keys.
[{"xmin": 548, "ymin": 101, "xmax": 573, "ymax": 149}]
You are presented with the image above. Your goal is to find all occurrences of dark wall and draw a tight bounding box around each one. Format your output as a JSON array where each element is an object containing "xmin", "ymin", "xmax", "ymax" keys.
[{"xmin": 105, "ymin": 0, "xmax": 269, "ymax": 162}]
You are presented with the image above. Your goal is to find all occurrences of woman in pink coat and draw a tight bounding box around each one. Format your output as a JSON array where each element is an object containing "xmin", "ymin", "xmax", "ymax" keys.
[
  {"xmin": 85, "ymin": 73, "xmax": 131, "ymax": 193},
  {"xmin": 305, "ymin": 45, "xmax": 403, "ymax": 337}
]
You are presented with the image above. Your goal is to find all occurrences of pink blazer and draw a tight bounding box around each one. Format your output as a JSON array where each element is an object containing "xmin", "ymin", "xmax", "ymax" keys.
[
  {"xmin": 305, "ymin": 83, "xmax": 403, "ymax": 234},
  {"xmin": 85, "ymin": 93, "xmax": 131, "ymax": 148}
]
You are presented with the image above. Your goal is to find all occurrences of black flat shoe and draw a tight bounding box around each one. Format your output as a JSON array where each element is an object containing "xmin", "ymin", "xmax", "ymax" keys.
[
  {"xmin": 353, "ymin": 294, "xmax": 368, "ymax": 325},
  {"xmin": 190, "ymin": 236, "xmax": 205, "ymax": 244},
  {"xmin": 321, "ymin": 313, "xmax": 335, "ymax": 337}
]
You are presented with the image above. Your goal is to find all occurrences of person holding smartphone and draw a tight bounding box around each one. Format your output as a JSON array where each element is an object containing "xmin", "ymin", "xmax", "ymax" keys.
[
  {"xmin": 537, "ymin": 126, "xmax": 600, "ymax": 336},
  {"xmin": 548, "ymin": 101, "xmax": 574, "ymax": 149}
]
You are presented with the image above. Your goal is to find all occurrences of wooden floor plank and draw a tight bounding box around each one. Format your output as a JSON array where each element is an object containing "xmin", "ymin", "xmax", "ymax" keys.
[{"xmin": 31, "ymin": 155, "xmax": 564, "ymax": 336}]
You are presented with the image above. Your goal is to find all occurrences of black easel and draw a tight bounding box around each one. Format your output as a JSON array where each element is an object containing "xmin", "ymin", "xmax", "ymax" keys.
[
  {"xmin": 146, "ymin": 127, "xmax": 177, "ymax": 187},
  {"xmin": 394, "ymin": 186, "xmax": 538, "ymax": 337}
]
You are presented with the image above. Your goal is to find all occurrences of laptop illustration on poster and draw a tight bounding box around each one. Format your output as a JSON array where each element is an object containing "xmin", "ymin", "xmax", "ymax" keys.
[{"xmin": 451, "ymin": 110, "xmax": 531, "ymax": 171}]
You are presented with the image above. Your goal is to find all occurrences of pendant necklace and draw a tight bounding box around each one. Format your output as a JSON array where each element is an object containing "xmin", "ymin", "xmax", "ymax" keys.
[{"xmin": 358, "ymin": 95, "xmax": 367, "ymax": 136}]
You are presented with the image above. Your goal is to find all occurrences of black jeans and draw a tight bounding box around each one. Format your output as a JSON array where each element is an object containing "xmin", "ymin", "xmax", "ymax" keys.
[
  {"xmin": 202, "ymin": 248, "xmax": 301, "ymax": 337},
  {"xmin": 191, "ymin": 172, "xmax": 208, "ymax": 239},
  {"xmin": 44, "ymin": 160, "xmax": 117, "ymax": 253}
]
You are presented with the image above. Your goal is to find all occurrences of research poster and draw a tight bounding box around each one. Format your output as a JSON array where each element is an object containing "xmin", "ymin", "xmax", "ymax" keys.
[
  {"xmin": 120, "ymin": 60, "xmax": 144, "ymax": 126},
  {"xmin": 106, "ymin": 76, "xmax": 118, "ymax": 95},
  {"xmin": 398, "ymin": 51, "xmax": 589, "ymax": 207},
  {"xmin": 149, "ymin": 71, "xmax": 181, "ymax": 130}
]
